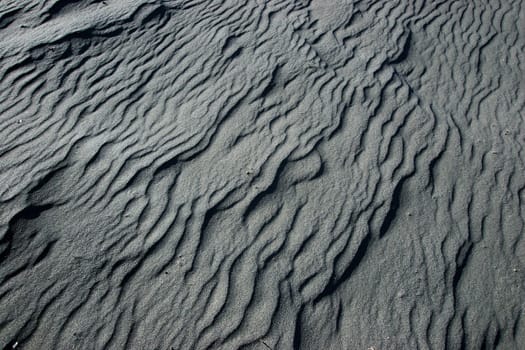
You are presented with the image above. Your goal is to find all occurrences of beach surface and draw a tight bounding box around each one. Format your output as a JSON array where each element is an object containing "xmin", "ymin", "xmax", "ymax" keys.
[{"xmin": 0, "ymin": 0, "xmax": 524, "ymax": 349}]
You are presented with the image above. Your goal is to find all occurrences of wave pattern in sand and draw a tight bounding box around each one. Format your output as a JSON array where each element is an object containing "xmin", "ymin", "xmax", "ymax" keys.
[{"xmin": 0, "ymin": 0, "xmax": 524, "ymax": 349}]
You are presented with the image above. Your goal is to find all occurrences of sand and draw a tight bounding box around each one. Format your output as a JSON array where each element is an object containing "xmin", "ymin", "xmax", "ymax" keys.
[{"xmin": 0, "ymin": 0, "xmax": 524, "ymax": 349}]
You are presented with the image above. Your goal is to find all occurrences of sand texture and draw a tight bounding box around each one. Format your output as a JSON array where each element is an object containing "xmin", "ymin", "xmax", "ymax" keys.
[{"xmin": 0, "ymin": 0, "xmax": 524, "ymax": 349}]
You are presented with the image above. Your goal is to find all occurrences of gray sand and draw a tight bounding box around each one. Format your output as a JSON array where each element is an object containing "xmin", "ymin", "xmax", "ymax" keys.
[{"xmin": 0, "ymin": 0, "xmax": 524, "ymax": 349}]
